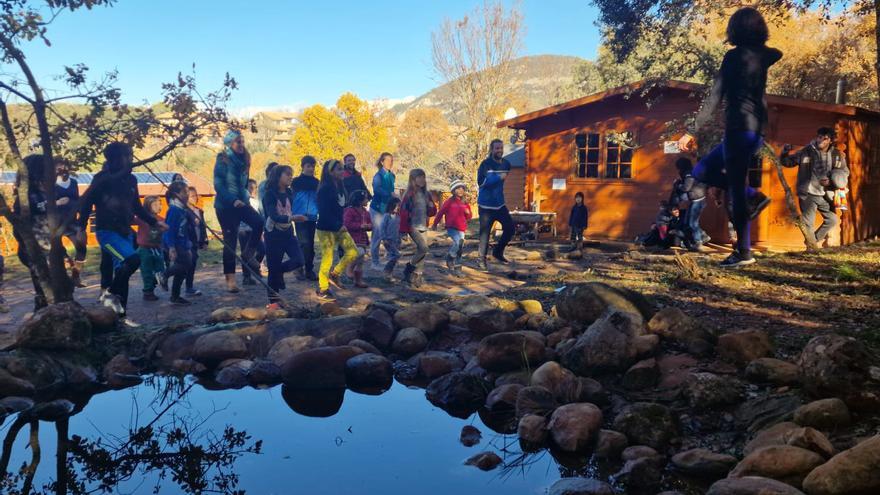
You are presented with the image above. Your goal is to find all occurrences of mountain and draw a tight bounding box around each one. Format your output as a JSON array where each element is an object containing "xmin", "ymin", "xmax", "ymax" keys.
[{"xmin": 390, "ymin": 54, "xmax": 585, "ymax": 118}]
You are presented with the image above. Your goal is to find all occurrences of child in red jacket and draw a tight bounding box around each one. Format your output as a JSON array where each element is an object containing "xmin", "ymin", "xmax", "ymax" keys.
[
  {"xmin": 343, "ymin": 190, "xmax": 372, "ymax": 288},
  {"xmin": 432, "ymin": 180, "xmax": 472, "ymax": 277}
]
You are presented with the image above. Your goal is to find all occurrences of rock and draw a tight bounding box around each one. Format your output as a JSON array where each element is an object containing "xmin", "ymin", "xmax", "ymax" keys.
[
  {"xmin": 193, "ymin": 331, "xmax": 248, "ymax": 366},
  {"xmin": 622, "ymin": 445, "xmax": 661, "ymax": 461},
  {"xmin": 707, "ymin": 476, "xmax": 806, "ymax": 495},
  {"xmin": 495, "ymin": 370, "xmax": 531, "ymax": 387},
  {"xmin": 647, "ymin": 307, "xmax": 715, "ymax": 349},
  {"xmin": 361, "ymin": 309, "xmax": 396, "ymax": 349},
  {"xmin": 460, "ymin": 425, "xmax": 481, "ymax": 447},
  {"xmin": 464, "ymin": 451, "xmax": 502, "ymax": 471},
  {"xmin": 547, "ymin": 328, "xmax": 574, "ymax": 349},
  {"xmin": 0, "ymin": 397, "xmax": 34, "ymax": 414},
  {"xmin": 540, "ymin": 317, "xmax": 568, "ymax": 335},
  {"xmin": 448, "ymin": 310, "xmax": 469, "ymax": 327},
  {"xmin": 746, "ymin": 358, "xmax": 800, "ymax": 385},
  {"xmin": 348, "ymin": 339, "xmax": 382, "ymax": 356},
  {"xmin": 793, "ymin": 398, "xmax": 851, "ymax": 429},
  {"xmin": 16, "ymin": 301, "xmax": 92, "ymax": 351},
  {"xmin": 265, "ymin": 335, "xmax": 318, "ymax": 365},
  {"xmin": 613, "ymin": 402, "xmax": 679, "ymax": 450},
  {"xmin": 394, "ymin": 303, "xmax": 449, "ymax": 335},
  {"xmin": 671, "ymin": 448, "xmax": 738, "ymax": 479},
  {"xmin": 548, "ymin": 403, "xmax": 603, "ymax": 452},
  {"xmin": 594, "ymin": 430, "xmax": 628, "ymax": 460},
  {"xmin": 215, "ymin": 360, "xmax": 253, "ymax": 389},
  {"xmin": 521, "ymin": 313, "xmax": 550, "ymax": 331},
  {"xmin": 344, "ymin": 354, "xmax": 393, "ymax": 390},
  {"xmin": 548, "ymin": 478, "xmax": 615, "ymax": 495},
  {"xmin": 782, "ymin": 427, "xmax": 836, "ymax": 459},
  {"xmin": 717, "ymin": 330, "xmax": 773, "ymax": 365},
  {"xmin": 623, "ymin": 358, "xmax": 660, "ymax": 390},
  {"xmin": 468, "ymin": 309, "xmax": 517, "ymax": 336},
  {"xmin": 567, "ymin": 249, "xmax": 583, "ymax": 260},
  {"xmin": 281, "ymin": 346, "xmax": 364, "ymax": 389},
  {"xmin": 634, "ymin": 334, "xmax": 661, "ymax": 357},
  {"xmin": 561, "ymin": 311, "xmax": 644, "ymax": 375},
  {"xmin": 103, "ymin": 354, "xmax": 141, "ymax": 389},
  {"xmin": 448, "ymin": 295, "xmax": 498, "ymax": 316},
  {"xmin": 519, "ymin": 300, "xmax": 544, "ymax": 314},
  {"xmin": 485, "ymin": 384, "xmax": 523, "ymax": 413},
  {"xmin": 319, "ymin": 301, "xmax": 345, "ymax": 317},
  {"xmin": 735, "ymin": 393, "xmax": 803, "ymax": 433},
  {"xmin": 240, "ymin": 307, "xmax": 267, "ymax": 321},
  {"xmin": 798, "ymin": 334, "xmax": 880, "ymax": 411},
  {"xmin": 615, "ymin": 456, "xmax": 664, "ymax": 491},
  {"xmin": 28, "ymin": 399, "xmax": 75, "ymax": 421},
  {"xmin": 744, "ymin": 422, "xmax": 801, "ymax": 456},
  {"xmin": 84, "ymin": 305, "xmax": 118, "ymax": 333},
  {"xmin": 412, "ymin": 351, "xmax": 464, "ymax": 379},
  {"xmin": 171, "ymin": 359, "xmax": 207, "ymax": 375},
  {"xmin": 530, "ymin": 361, "xmax": 577, "ymax": 401},
  {"xmin": 515, "ymin": 386, "xmax": 558, "ymax": 419},
  {"xmin": 476, "ymin": 332, "xmax": 546, "ymax": 372},
  {"xmin": 802, "ymin": 435, "xmax": 880, "ymax": 495},
  {"xmin": 392, "ymin": 327, "xmax": 428, "ymax": 356},
  {"xmin": 281, "ymin": 386, "xmax": 345, "ymax": 418},
  {"xmin": 555, "ymin": 282, "xmax": 653, "ymax": 325},
  {"xmin": 729, "ymin": 446, "xmax": 824, "ymax": 489},
  {"xmin": 425, "ymin": 372, "xmax": 489, "ymax": 419},
  {"xmin": 246, "ymin": 359, "xmax": 282, "ymax": 386},
  {"xmin": 209, "ymin": 307, "xmax": 242, "ymax": 323},
  {"xmin": 518, "ymin": 414, "xmax": 548, "ymax": 447},
  {"xmin": 686, "ymin": 372, "xmax": 746, "ymax": 409},
  {"xmin": 0, "ymin": 368, "xmax": 35, "ymax": 397}
]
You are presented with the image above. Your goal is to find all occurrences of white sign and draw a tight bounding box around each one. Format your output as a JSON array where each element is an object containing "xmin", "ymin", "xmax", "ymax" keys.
[
  {"xmin": 552, "ymin": 178, "xmax": 567, "ymax": 190},
  {"xmin": 664, "ymin": 141, "xmax": 681, "ymax": 154}
]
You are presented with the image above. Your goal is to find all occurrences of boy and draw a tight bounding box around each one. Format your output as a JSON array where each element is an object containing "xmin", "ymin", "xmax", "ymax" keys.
[
  {"xmin": 291, "ymin": 155, "xmax": 319, "ymax": 281},
  {"xmin": 568, "ymin": 192, "xmax": 588, "ymax": 251}
]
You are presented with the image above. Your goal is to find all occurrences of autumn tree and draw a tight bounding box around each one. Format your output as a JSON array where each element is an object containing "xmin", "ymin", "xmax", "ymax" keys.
[
  {"xmin": 393, "ymin": 107, "xmax": 459, "ymax": 184},
  {"xmin": 430, "ymin": 0, "xmax": 525, "ymax": 180},
  {"xmin": 0, "ymin": 0, "xmax": 236, "ymax": 305}
]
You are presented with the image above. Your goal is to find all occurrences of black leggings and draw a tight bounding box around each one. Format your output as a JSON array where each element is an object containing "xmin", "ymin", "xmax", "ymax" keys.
[
  {"xmin": 186, "ymin": 247, "xmax": 199, "ymax": 290},
  {"xmin": 265, "ymin": 228, "xmax": 304, "ymax": 303},
  {"xmin": 165, "ymin": 249, "xmax": 193, "ymax": 299},
  {"xmin": 296, "ymin": 221, "xmax": 316, "ymax": 273},
  {"xmin": 239, "ymin": 229, "xmax": 265, "ymax": 278},
  {"xmin": 478, "ymin": 206, "xmax": 514, "ymax": 258},
  {"xmin": 110, "ymin": 255, "xmax": 140, "ymax": 310},
  {"xmin": 100, "ymin": 250, "xmax": 114, "ymax": 290},
  {"xmin": 216, "ymin": 206, "xmax": 264, "ymax": 275}
]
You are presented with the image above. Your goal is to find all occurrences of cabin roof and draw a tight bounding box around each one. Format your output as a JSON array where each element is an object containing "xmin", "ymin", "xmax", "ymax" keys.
[
  {"xmin": 0, "ymin": 170, "xmax": 214, "ymax": 196},
  {"xmin": 497, "ymin": 79, "xmax": 880, "ymax": 130}
]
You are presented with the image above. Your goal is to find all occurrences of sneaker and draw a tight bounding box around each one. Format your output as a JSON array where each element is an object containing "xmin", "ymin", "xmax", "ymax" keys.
[
  {"xmin": 266, "ymin": 302, "xmax": 284, "ymax": 311},
  {"xmin": 158, "ymin": 273, "xmax": 169, "ymax": 292},
  {"xmin": 748, "ymin": 192, "xmax": 771, "ymax": 220},
  {"xmin": 719, "ymin": 252, "xmax": 756, "ymax": 268},
  {"xmin": 170, "ymin": 296, "xmax": 192, "ymax": 305},
  {"xmin": 102, "ymin": 293, "xmax": 125, "ymax": 315},
  {"xmin": 445, "ymin": 255, "xmax": 454, "ymax": 273},
  {"xmin": 121, "ymin": 318, "xmax": 141, "ymax": 329},
  {"xmin": 328, "ymin": 271, "xmax": 345, "ymax": 289},
  {"xmin": 143, "ymin": 291, "xmax": 159, "ymax": 302},
  {"xmin": 98, "ymin": 289, "xmax": 109, "ymax": 304},
  {"xmin": 185, "ymin": 288, "xmax": 202, "ymax": 296},
  {"xmin": 477, "ymin": 258, "xmax": 489, "ymax": 272},
  {"xmin": 316, "ymin": 289, "xmax": 336, "ymax": 301}
]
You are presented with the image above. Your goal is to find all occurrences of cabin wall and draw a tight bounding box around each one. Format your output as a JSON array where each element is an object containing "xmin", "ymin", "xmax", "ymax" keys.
[
  {"xmin": 504, "ymin": 168, "xmax": 527, "ymax": 210},
  {"xmin": 840, "ymin": 118, "xmax": 880, "ymax": 243}
]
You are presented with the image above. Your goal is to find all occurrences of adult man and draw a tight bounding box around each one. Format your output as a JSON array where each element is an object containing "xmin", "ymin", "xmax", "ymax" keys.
[
  {"xmin": 476, "ymin": 139, "xmax": 514, "ymax": 271},
  {"xmin": 55, "ymin": 158, "xmax": 88, "ymax": 286},
  {"xmin": 342, "ymin": 153, "xmax": 370, "ymax": 204},
  {"xmin": 781, "ymin": 127, "xmax": 849, "ymax": 247}
]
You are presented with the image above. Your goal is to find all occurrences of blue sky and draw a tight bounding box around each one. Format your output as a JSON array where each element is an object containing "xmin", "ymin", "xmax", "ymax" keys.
[{"xmin": 24, "ymin": 0, "xmax": 602, "ymax": 113}]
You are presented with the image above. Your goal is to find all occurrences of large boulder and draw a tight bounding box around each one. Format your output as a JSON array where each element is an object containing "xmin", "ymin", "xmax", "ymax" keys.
[
  {"xmin": 477, "ymin": 332, "xmax": 546, "ymax": 373},
  {"xmin": 517, "ymin": 414, "xmax": 548, "ymax": 447},
  {"xmin": 594, "ymin": 430, "xmax": 629, "ymax": 460},
  {"xmin": 561, "ymin": 311, "xmax": 644, "ymax": 375},
  {"xmin": 215, "ymin": 360, "xmax": 253, "ymax": 389},
  {"xmin": 360, "ymin": 309, "xmax": 396, "ymax": 349},
  {"xmin": 717, "ymin": 330, "xmax": 773, "ymax": 365},
  {"xmin": 729, "ymin": 446, "xmax": 824, "ymax": 489},
  {"xmin": 646, "ymin": 307, "xmax": 715, "ymax": 353},
  {"xmin": 102, "ymin": 354, "xmax": 141, "ymax": 390},
  {"xmin": 782, "ymin": 427, "xmax": 836, "ymax": 459},
  {"xmin": 746, "ymin": 358, "xmax": 800, "ymax": 386},
  {"xmin": 0, "ymin": 368, "xmax": 35, "ymax": 397},
  {"xmin": 425, "ymin": 372, "xmax": 490, "ymax": 419},
  {"xmin": 84, "ymin": 306, "xmax": 118, "ymax": 333},
  {"xmin": 485, "ymin": 383, "xmax": 523, "ymax": 413},
  {"xmin": 793, "ymin": 398, "xmax": 851, "ymax": 429},
  {"xmin": 802, "ymin": 435, "xmax": 880, "ymax": 495},
  {"xmin": 612, "ymin": 402, "xmax": 679, "ymax": 450},
  {"xmin": 515, "ymin": 386, "xmax": 558, "ymax": 419},
  {"xmin": 267, "ymin": 336, "xmax": 319, "ymax": 366},
  {"xmin": 797, "ymin": 334, "xmax": 880, "ymax": 411},
  {"xmin": 193, "ymin": 331, "xmax": 248, "ymax": 366},
  {"xmin": 623, "ymin": 358, "xmax": 660, "ymax": 390},
  {"xmin": 247, "ymin": 359, "xmax": 282, "ymax": 386},
  {"xmin": 548, "ymin": 403, "xmax": 603, "ymax": 452},
  {"xmin": 548, "ymin": 478, "xmax": 615, "ymax": 495},
  {"xmin": 671, "ymin": 448, "xmax": 738, "ymax": 480},
  {"xmin": 345, "ymin": 354, "xmax": 393, "ymax": 390},
  {"xmin": 744, "ymin": 422, "xmax": 801, "ymax": 456},
  {"xmin": 447, "ymin": 295, "xmax": 498, "ymax": 316},
  {"xmin": 411, "ymin": 351, "xmax": 465, "ymax": 379},
  {"xmin": 468, "ymin": 309, "xmax": 517, "ymax": 336},
  {"xmin": 614, "ymin": 456, "xmax": 665, "ymax": 492},
  {"xmin": 393, "ymin": 303, "xmax": 449, "ymax": 335},
  {"xmin": 17, "ymin": 302, "xmax": 92, "ymax": 351},
  {"xmin": 280, "ymin": 346, "xmax": 363, "ymax": 389},
  {"xmin": 392, "ymin": 328, "xmax": 428, "ymax": 356},
  {"xmin": 555, "ymin": 282, "xmax": 653, "ymax": 325},
  {"xmin": 686, "ymin": 372, "xmax": 746, "ymax": 410},
  {"xmin": 707, "ymin": 477, "xmax": 806, "ymax": 495}
]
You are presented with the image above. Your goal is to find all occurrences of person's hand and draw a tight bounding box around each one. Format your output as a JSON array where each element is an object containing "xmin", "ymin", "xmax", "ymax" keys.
[
  {"xmin": 233, "ymin": 200, "xmax": 246, "ymax": 208},
  {"xmin": 156, "ymin": 221, "xmax": 169, "ymax": 231},
  {"xmin": 56, "ymin": 197, "xmax": 70, "ymax": 206},
  {"xmin": 678, "ymin": 134, "xmax": 696, "ymax": 152},
  {"xmin": 820, "ymin": 178, "xmax": 831, "ymax": 187},
  {"xmin": 292, "ymin": 215, "xmax": 307, "ymax": 222}
]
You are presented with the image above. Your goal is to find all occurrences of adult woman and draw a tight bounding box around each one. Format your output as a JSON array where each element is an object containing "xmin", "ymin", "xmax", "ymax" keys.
[
  {"xmin": 369, "ymin": 152, "xmax": 395, "ymax": 270},
  {"xmin": 315, "ymin": 159, "xmax": 359, "ymax": 300},
  {"xmin": 679, "ymin": 7, "xmax": 781, "ymax": 268},
  {"xmin": 399, "ymin": 168, "xmax": 436, "ymax": 287},
  {"xmin": 213, "ymin": 130, "xmax": 264, "ymax": 292}
]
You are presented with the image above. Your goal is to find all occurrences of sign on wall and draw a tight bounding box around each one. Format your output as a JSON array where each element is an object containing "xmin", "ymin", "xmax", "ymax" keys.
[
  {"xmin": 552, "ymin": 178, "xmax": 566, "ymax": 190},
  {"xmin": 663, "ymin": 141, "xmax": 681, "ymax": 154}
]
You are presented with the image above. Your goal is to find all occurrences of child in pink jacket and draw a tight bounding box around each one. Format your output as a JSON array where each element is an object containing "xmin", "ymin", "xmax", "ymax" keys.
[
  {"xmin": 432, "ymin": 180, "xmax": 472, "ymax": 277},
  {"xmin": 343, "ymin": 190, "xmax": 372, "ymax": 288}
]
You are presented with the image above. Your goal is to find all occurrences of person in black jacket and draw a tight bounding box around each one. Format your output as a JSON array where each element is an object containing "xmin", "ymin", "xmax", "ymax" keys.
[
  {"xmin": 342, "ymin": 154, "xmax": 370, "ymax": 205},
  {"xmin": 568, "ymin": 192, "xmax": 589, "ymax": 250},
  {"xmin": 54, "ymin": 158, "xmax": 88, "ymax": 287},
  {"xmin": 262, "ymin": 165, "xmax": 306, "ymax": 308},
  {"xmin": 315, "ymin": 159, "xmax": 359, "ymax": 300}
]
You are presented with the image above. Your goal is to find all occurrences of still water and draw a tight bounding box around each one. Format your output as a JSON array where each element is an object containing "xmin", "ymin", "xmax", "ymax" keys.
[{"xmin": 4, "ymin": 377, "xmax": 574, "ymax": 494}]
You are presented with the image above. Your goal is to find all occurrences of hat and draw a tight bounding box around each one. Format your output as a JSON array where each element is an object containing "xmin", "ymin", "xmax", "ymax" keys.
[{"xmin": 449, "ymin": 180, "xmax": 467, "ymax": 193}]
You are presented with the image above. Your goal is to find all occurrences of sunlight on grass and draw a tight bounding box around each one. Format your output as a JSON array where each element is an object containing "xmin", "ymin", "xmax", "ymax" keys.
[{"xmin": 833, "ymin": 263, "xmax": 867, "ymax": 282}]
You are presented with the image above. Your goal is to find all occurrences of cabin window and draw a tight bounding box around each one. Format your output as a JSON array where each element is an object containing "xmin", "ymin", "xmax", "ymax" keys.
[
  {"xmin": 748, "ymin": 156, "xmax": 763, "ymax": 188},
  {"xmin": 575, "ymin": 133, "xmax": 600, "ymax": 178},
  {"xmin": 605, "ymin": 138, "xmax": 633, "ymax": 179}
]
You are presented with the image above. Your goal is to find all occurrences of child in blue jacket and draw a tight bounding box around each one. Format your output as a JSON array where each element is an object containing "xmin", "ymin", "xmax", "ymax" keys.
[{"xmin": 162, "ymin": 181, "xmax": 194, "ymax": 305}]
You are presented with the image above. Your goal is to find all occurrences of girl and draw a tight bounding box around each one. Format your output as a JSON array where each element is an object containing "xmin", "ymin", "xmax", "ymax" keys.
[
  {"xmin": 315, "ymin": 159, "xmax": 359, "ymax": 300},
  {"xmin": 399, "ymin": 169, "xmax": 436, "ymax": 287},
  {"xmin": 262, "ymin": 165, "xmax": 306, "ymax": 309},
  {"xmin": 162, "ymin": 181, "xmax": 194, "ymax": 305},
  {"xmin": 568, "ymin": 192, "xmax": 589, "ymax": 251},
  {"xmin": 679, "ymin": 7, "xmax": 781, "ymax": 267},
  {"xmin": 240, "ymin": 179, "xmax": 265, "ymax": 285},
  {"xmin": 184, "ymin": 186, "xmax": 204, "ymax": 296},
  {"xmin": 135, "ymin": 196, "xmax": 166, "ymax": 301},
  {"xmin": 369, "ymin": 152, "xmax": 396, "ymax": 270},
  {"xmin": 432, "ymin": 180, "xmax": 472, "ymax": 277},
  {"xmin": 376, "ymin": 198, "xmax": 402, "ymax": 281},
  {"xmin": 343, "ymin": 190, "xmax": 372, "ymax": 288}
]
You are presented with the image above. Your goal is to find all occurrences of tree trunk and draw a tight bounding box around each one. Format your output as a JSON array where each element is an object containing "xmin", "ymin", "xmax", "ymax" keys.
[
  {"xmin": 875, "ymin": 0, "xmax": 879, "ymax": 109},
  {"xmin": 763, "ymin": 144, "xmax": 819, "ymax": 251}
]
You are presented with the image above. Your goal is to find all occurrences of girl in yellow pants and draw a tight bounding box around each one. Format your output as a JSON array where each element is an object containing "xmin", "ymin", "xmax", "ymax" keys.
[
  {"xmin": 315, "ymin": 158, "xmax": 360, "ymax": 299},
  {"xmin": 316, "ymin": 230, "xmax": 358, "ymax": 294}
]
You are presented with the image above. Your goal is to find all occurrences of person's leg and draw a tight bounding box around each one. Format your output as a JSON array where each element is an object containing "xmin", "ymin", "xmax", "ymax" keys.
[
  {"xmin": 281, "ymin": 232, "xmax": 305, "ymax": 274},
  {"xmin": 797, "ymin": 195, "xmax": 818, "ymax": 245},
  {"xmin": 138, "ymin": 248, "xmax": 156, "ymax": 293},
  {"xmin": 477, "ymin": 207, "xmax": 494, "ymax": 259},
  {"xmin": 100, "ymin": 250, "xmax": 113, "ymax": 291},
  {"xmin": 383, "ymin": 240, "xmax": 400, "ymax": 275},
  {"xmin": 265, "ymin": 230, "xmax": 283, "ymax": 303},
  {"xmin": 169, "ymin": 250, "xmax": 191, "ymax": 302},
  {"xmin": 241, "ymin": 206, "xmax": 265, "ymax": 264},
  {"xmin": 813, "ymin": 197, "xmax": 838, "ymax": 244},
  {"xmin": 100, "ymin": 231, "xmax": 140, "ymax": 312},
  {"xmin": 369, "ymin": 209, "xmax": 385, "ymax": 267},
  {"xmin": 239, "ymin": 229, "xmax": 252, "ymax": 281},
  {"xmin": 316, "ymin": 230, "xmax": 335, "ymax": 293},
  {"xmin": 446, "ymin": 229, "xmax": 462, "ymax": 270},
  {"xmin": 722, "ymin": 132, "xmax": 762, "ymax": 260},
  {"xmin": 217, "ymin": 208, "xmax": 242, "ymax": 275},
  {"xmin": 352, "ymin": 246, "xmax": 367, "ymax": 287},
  {"xmin": 687, "ymin": 199, "xmax": 707, "ymax": 247},
  {"xmin": 693, "ymin": 143, "xmax": 727, "ymax": 189},
  {"xmin": 333, "ymin": 231, "xmax": 359, "ymax": 277},
  {"xmin": 493, "ymin": 206, "xmax": 514, "ymax": 258},
  {"xmin": 409, "ymin": 230, "xmax": 429, "ymax": 271}
]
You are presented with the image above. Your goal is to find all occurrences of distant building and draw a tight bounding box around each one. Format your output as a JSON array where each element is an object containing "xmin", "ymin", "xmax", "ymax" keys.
[{"xmin": 251, "ymin": 111, "xmax": 298, "ymax": 150}]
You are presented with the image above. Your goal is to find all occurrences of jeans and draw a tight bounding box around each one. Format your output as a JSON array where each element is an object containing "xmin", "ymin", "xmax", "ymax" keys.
[
  {"xmin": 570, "ymin": 229, "xmax": 585, "ymax": 243},
  {"xmin": 447, "ymin": 229, "xmax": 465, "ymax": 261},
  {"xmin": 383, "ymin": 239, "xmax": 401, "ymax": 273},
  {"xmin": 316, "ymin": 229, "xmax": 358, "ymax": 292},
  {"xmin": 693, "ymin": 131, "xmax": 763, "ymax": 256},
  {"xmin": 798, "ymin": 195, "xmax": 838, "ymax": 244},
  {"xmin": 295, "ymin": 220, "xmax": 317, "ymax": 274},
  {"xmin": 239, "ymin": 229, "xmax": 265, "ymax": 279},
  {"xmin": 265, "ymin": 228, "xmax": 304, "ymax": 303},
  {"xmin": 408, "ymin": 229, "xmax": 429, "ymax": 273},
  {"xmin": 165, "ymin": 248, "xmax": 192, "ymax": 299},
  {"xmin": 137, "ymin": 247, "xmax": 165, "ymax": 292},
  {"xmin": 478, "ymin": 206, "xmax": 514, "ymax": 258},
  {"xmin": 216, "ymin": 205, "xmax": 264, "ymax": 275},
  {"xmin": 369, "ymin": 208, "xmax": 385, "ymax": 264},
  {"xmin": 685, "ymin": 198, "xmax": 707, "ymax": 245},
  {"xmin": 97, "ymin": 230, "xmax": 141, "ymax": 310}
]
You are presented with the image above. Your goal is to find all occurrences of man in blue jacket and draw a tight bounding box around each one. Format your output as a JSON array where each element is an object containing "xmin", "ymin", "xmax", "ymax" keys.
[
  {"xmin": 476, "ymin": 139, "xmax": 514, "ymax": 271},
  {"xmin": 292, "ymin": 155, "xmax": 320, "ymax": 280}
]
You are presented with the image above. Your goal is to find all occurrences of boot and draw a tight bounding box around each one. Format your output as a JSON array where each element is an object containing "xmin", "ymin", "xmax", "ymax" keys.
[
  {"xmin": 72, "ymin": 260, "xmax": 86, "ymax": 288},
  {"xmin": 354, "ymin": 269, "xmax": 367, "ymax": 288},
  {"xmin": 225, "ymin": 274, "xmax": 240, "ymax": 293},
  {"xmin": 445, "ymin": 254, "xmax": 455, "ymax": 273},
  {"xmin": 411, "ymin": 271, "xmax": 424, "ymax": 288},
  {"xmin": 402, "ymin": 263, "xmax": 415, "ymax": 284}
]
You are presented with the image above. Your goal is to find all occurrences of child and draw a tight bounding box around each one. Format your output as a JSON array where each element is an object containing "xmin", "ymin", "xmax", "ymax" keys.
[
  {"xmin": 185, "ymin": 186, "xmax": 205, "ymax": 296},
  {"xmin": 315, "ymin": 159, "xmax": 359, "ymax": 300},
  {"xmin": 55, "ymin": 158, "xmax": 88, "ymax": 287},
  {"xmin": 240, "ymin": 179, "xmax": 265, "ymax": 285},
  {"xmin": 377, "ymin": 198, "xmax": 402, "ymax": 281},
  {"xmin": 399, "ymin": 169, "xmax": 436, "ymax": 287},
  {"xmin": 568, "ymin": 192, "xmax": 589, "ymax": 251},
  {"xmin": 343, "ymin": 190, "xmax": 372, "ymax": 288},
  {"xmin": 162, "ymin": 181, "xmax": 194, "ymax": 305},
  {"xmin": 292, "ymin": 155, "xmax": 319, "ymax": 281},
  {"xmin": 262, "ymin": 165, "xmax": 306, "ymax": 309},
  {"xmin": 432, "ymin": 180, "xmax": 472, "ymax": 277},
  {"xmin": 135, "ymin": 196, "xmax": 166, "ymax": 301}
]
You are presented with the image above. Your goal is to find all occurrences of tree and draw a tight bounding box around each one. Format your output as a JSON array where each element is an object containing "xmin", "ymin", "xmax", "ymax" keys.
[
  {"xmin": 394, "ymin": 107, "xmax": 459, "ymax": 183},
  {"xmin": 286, "ymin": 104, "xmax": 349, "ymax": 170},
  {"xmin": 0, "ymin": 1, "xmax": 236, "ymax": 305},
  {"xmin": 431, "ymin": 0, "xmax": 525, "ymax": 180}
]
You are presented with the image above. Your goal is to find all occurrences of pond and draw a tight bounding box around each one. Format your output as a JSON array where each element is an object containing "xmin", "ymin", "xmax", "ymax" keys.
[{"xmin": 3, "ymin": 377, "xmax": 596, "ymax": 495}]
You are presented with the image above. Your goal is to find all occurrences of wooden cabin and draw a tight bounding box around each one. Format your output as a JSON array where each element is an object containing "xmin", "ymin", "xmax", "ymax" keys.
[
  {"xmin": 496, "ymin": 80, "xmax": 880, "ymax": 250},
  {"xmin": 503, "ymin": 145, "xmax": 527, "ymax": 210}
]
